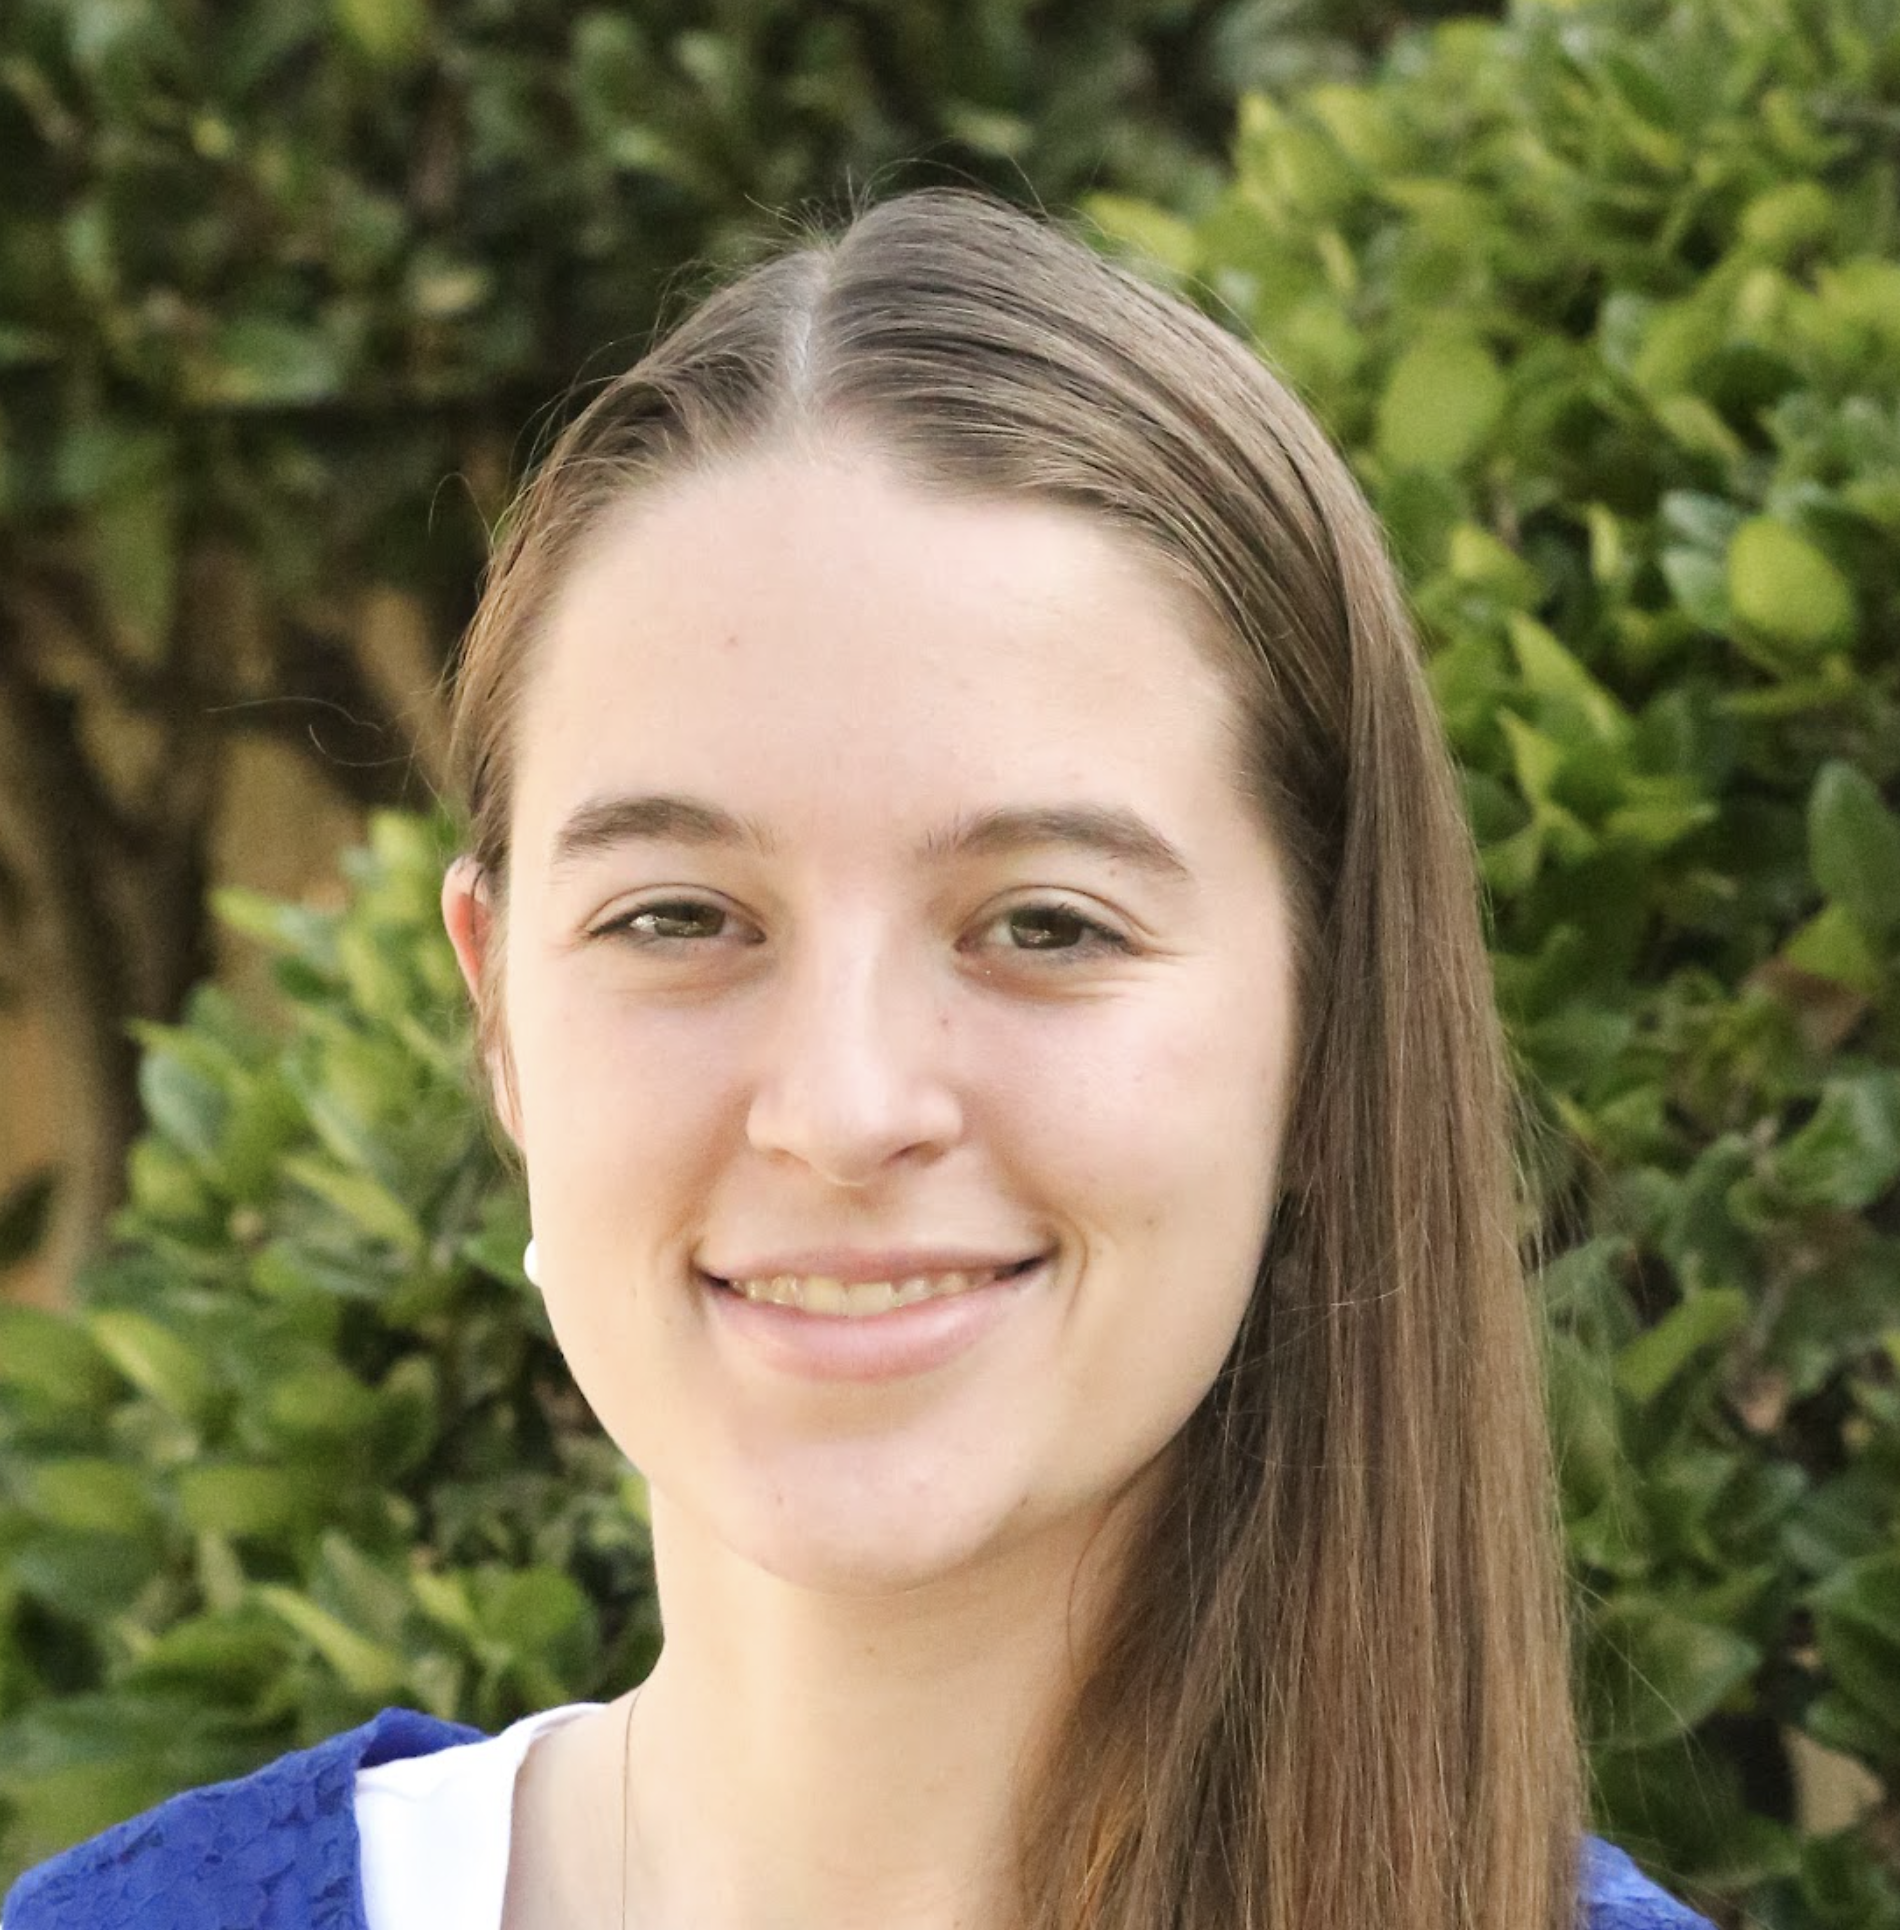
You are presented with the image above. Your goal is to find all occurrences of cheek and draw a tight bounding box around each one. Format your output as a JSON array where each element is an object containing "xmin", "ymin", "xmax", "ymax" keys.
[
  {"xmin": 504, "ymin": 966, "xmax": 747, "ymax": 1218},
  {"xmin": 980, "ymin": 979, "xmax": 1291, "ymax": 1215}
]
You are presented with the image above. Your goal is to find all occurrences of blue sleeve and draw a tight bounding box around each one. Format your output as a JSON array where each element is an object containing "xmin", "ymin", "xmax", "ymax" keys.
[
  {"xmin": 1, "ymin": 1708, "xmax": 481, "ymax": 1930},
  {"xmin": 1582, "ymin": 1836, "xmax": 1717, "ymax": 1927}
]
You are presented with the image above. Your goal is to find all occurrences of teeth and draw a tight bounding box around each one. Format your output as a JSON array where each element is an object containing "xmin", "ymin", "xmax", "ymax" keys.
[
  {"xmin": 729, "ymin": 1269, "xmax": 991, "ymax": 1316},
  {"xmin": 803, "ymin": 1276, "xmax": 846, "ymax": 1315}
]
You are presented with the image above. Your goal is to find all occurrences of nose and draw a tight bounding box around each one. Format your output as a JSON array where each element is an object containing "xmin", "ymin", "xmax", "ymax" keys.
[{"xmin": 744, "ymin": 932, "xmax": 963, "ymax": 1188}]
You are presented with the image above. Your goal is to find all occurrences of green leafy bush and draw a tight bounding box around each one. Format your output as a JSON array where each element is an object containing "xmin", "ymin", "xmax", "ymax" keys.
[
  {"xmin": 0, "ymin": 817, "xmax": 657, "ymax": 1864},
  {"xmin": 4, "ymin": 0, "xmax": 1899, "ymax": 1919}
]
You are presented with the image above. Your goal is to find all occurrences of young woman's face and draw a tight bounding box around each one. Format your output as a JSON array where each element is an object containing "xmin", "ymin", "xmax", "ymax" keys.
[{"xmin": 449, "ymin": 446, "xmax": 1299, "ymax": 1595}]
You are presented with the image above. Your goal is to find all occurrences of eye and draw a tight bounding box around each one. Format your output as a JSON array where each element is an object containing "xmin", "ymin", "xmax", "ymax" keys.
[
  {"xmin": 978, "ymin": 901, "xmax": 1130, "ymax": 956},
  {"xmin": 593, "ymin": 898, "xmax": 749, "ymax": 945}
]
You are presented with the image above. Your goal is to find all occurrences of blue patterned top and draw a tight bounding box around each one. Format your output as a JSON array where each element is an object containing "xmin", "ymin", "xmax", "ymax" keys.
[{"xmin": 4, "ymin": 1707, "xmax": 1714, "ymax": 1928}]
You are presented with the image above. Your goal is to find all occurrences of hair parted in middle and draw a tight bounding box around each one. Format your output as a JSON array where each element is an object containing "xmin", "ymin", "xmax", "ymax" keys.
[{"xmin": 447, "ymin": 187, "xmax": 1581, "ymax": 1930}]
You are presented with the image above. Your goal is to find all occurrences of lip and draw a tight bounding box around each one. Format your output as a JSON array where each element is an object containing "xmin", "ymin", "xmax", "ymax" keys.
[
  {"xmin": 698, "ymin": 1249, "xmax": 1045, "ymax": 1287},
  {"xmin": 699, "ymin": 1254, "xmax": 1050, "ymax": 1383}
]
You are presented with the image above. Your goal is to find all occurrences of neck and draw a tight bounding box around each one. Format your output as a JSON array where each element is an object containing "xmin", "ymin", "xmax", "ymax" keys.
[{"xmin": 622, "ymin": 1500, "xmax": 1136, "ymax": 1930}]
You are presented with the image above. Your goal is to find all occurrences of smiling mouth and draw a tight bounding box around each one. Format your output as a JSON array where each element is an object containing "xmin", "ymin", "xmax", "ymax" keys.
[{"xmin": 705, "ymin": 1258, "xmax": 1044, "ymax": 1318}]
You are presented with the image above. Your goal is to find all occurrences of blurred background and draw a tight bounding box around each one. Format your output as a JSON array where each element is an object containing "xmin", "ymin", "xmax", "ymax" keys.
[{"xmin": 2, "ymin": 0, "xmax": 1897, "ymax": 1921}]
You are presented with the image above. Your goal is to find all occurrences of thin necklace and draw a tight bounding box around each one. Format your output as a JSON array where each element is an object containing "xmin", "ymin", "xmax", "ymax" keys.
[{"xmin": 618, "ymin": 1689, "xmax": 637, "ymax": 1926}]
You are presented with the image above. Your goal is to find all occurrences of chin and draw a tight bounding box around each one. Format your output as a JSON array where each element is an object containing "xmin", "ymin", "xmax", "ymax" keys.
[
  {"xmin": 749, "ymin": 1541, "xmax": 972, "ymax": 1599},
  {"xmin": 731, "ymin": 1488, "xmax": 1032, "ymax": 1599},
  {"xmin": 639, "ymin": 1415, "xmax": 1183, "ymax": 1607}
]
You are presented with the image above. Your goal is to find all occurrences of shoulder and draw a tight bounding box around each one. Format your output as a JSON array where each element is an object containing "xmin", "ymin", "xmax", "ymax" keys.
[
  {"xmin": 2, "ymin": 1708, "xmax": 481, "ymax": 1930},
  {"xmin": 1581, "ymin": 1836, "xmax": 1717, "ymax": 1928},
  {"xmin": 4, "ymin": 1763, "xmax": 1717, "ymax": 1930}
]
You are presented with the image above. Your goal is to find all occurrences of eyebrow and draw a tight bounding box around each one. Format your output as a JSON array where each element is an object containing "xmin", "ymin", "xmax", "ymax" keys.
[
  {"xmin": 921, "ymin": 805, "xmax": 1193, "ymax": 881},
  {"xmin": 550, "ymin": 793, "xmax": 775, "ymax": 870},
  {"xmin": 550, "ymin": 792, "xmax": 1192, "ymax": 883}
]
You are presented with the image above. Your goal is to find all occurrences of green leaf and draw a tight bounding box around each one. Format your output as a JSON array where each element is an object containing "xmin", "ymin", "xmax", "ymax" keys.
[
  {"xmin": 52, "ymin": 421, "xmax": 170, "ymax": 505},
  {"xmin": 332, "ymin": 0, "xmax": 429, "ymax": 67},
  {"xmin": 203, "ymin": 318, "xmax": 346, "ymax": 407},
  {"xmin": 264, "ymin": 1365, "xmax": 378, "ymax": 1442},
  {"xmin": 1816, "ymin": 1553, "xmax": 1900, "ymax": 1650},
  {"xmin": 1629, "ymin": 297, "xmax": 1720, "ymax": 397},
  {"xmin": 122, "ymin": 1611, "xmax": 295, "ymax": 1696},
  {"xmin": 336, "ymin": 921, "xmax": 417, "ymax": 1025},
  {"xmin": 1375, "ymin": 336, "xmax": 1506, "ymax": 473},
  {"xmin": 214, "ymin": 888, "xmax": 342, "ymax": 972},
  {"xmin": 476, "ymin": 1567, "xmax": 588, "ymax": 1655},
  {"xmin": 622, "ymin": 1468, "xmax": 652, "ymax": 1528},
  {"xmin": 1084, "ymin": 196, "xmax": 1199, "ymax": 278},
  {"xmin": 0, "ymin": 1304, "xmax": 118, "ymax": 1407},
  {"xmin": 280, "ymin": 1154, "xmax": 426, "ymax": 1253},
  {"xmin": 1479, "ymin": 820, "xmax": 1543, "ymax": 895},
  {"xmin": 317, "ymin": 1531, "xmax": 414, "ymax": 1644},
  {"xmin": 1547, "ymin": 1331, "xmax": 1625, "ymax": 1523},
  {"xmin": 1601, "ymin": 797, "xmax": 1717, "ymax": 850},
  {"xmin": 1661, "ymin": 492, "xmax": 1745, "ymax": 552},
  {"xmin": 1727, "ymin": 518, "xmax": 1856, "ymax": 656},
  {"xmin": 1499, "ymin": 711, "xmax": 1565, "ymax": 810},
  {"xmin": 1803, "ymin": 1690, "xmax": 1900, "ymax": 1772},
  {"xmin": 406, "ymin": 253, "xmax": 492, "ymax": 323},
  {"xmin": 1774, "ymin": 1075, "xmax": 1900, "ymax": 1210},
  {"xmin": 946, "ymin": 103, "xmax": 1037, "ymax": 158},
  {"xmin": 10, "ymin": 1526, "xmax": 165, "ymax": 1620},
  {"xmin": 125, "ymin": 1135, "xmax": 213, "ymax": 1226},
  {"xmin": 1739, "ymin": 181, "xmax": 1833, "ymax": 259},
  {"xmin": 1782, "ymin": 904, "xmax": 1883, "ymax": 998},
  {"xmin": 599, "ymin": 123, "xmax": 698, "ymax": 188},
  {"xmin": 1587, "ymin": 1597, "xmax": 1761, "ymax": 1750},
  {"xmin": 26, "ymin": 1459, "xmax": 159, "ymax": 1535},
  {"xmin": 177, "ymin": 1464, "xmax": 323, "ymax": 1538},
  {"xmin": 1616, "ymin": 1289, "xmax": 1749, "ymax": 1404},
  {"xmin": 1584, "ymin": 505, "xmax": 1627, "ymax": 585},
  {"xmin": 1812, "ymin": 1559, "xmax": 1900, "ymax": 1766},
  {"xmin": 89, "ymin": 1309, "xmax": 216, "ymax": 1426},
  {"xmin": 411, "ymin": 1568, "xmax": 478, "ymax": 1638},
  {"xmin": 255, "ymin": 1587, "xmax": 408, "ymax": 1698},
  {"xmin": 0, "ymin": 325, "xmax": 60, "ymax": 368},
  {"xmin": 1656, "ymin": 395, "xmax": 1746, "ymax": 463},
  {"xmin": 1507, "ymin": 616, "xmax": 1627, "ymax": 743},
  {"xmin": 1809, "ymin": 761, "xmax": 1900, "ymax": 940},
  {"xmin": 1660, "ymin": 548, "xmax": 1730, "ymax": 633},
  {"xmin": 367, "ymin": 1354, "xmax": 441, "ymax": 1473},
  {"xmin": 137, "ymin": 1047, "xmax": 230, "ymax": 1168},
  {"xmin": 1786, "ymin": 1472, "xmax": 1892, "ymax": 1574}
]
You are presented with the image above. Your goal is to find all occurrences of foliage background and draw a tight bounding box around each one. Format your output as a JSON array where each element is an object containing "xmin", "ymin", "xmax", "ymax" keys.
[{"xmin": 3, "ymin": 0, "xmax": 1899, "ymax": 1924}]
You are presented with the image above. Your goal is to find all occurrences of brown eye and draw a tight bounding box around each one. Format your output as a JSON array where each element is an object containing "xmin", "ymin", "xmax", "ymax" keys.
[
  {"xmin": 1008, "ymin": 906, "xmax": 1095, "ymax": 950},
  {"xmin": 982, "ymin": 902, "xmax": 1128, "ymax": 956},
  {"xmin": 602, "ymin": 900, "xmax": 731, "ymax": 943}
]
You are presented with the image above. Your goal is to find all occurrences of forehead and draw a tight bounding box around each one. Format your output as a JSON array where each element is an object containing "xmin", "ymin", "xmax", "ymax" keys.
[{"xmin": 512, "ymin": 447, "xmax": 1249, "ymax": 835}]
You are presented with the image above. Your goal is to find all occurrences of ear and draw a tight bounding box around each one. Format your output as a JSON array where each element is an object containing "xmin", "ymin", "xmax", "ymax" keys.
[
  {"xmin": 441, "ymin": 855, "xmax": 493, "ymax": 998},
  {"xmin": 442, "ymin": 856, "xmax": 523, "ymax": 1145}
]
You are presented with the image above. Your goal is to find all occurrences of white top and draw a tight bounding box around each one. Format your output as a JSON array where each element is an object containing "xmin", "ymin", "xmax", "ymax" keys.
[{"xmin": 355, "ymin": 1701, "xmax": 598, "ymax": 1930}]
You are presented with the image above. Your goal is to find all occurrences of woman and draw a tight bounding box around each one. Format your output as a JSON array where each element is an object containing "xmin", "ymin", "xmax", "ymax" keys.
[{"xmin": 5, "ymin": 190, "xmax": 1709, "ymax": 1930}]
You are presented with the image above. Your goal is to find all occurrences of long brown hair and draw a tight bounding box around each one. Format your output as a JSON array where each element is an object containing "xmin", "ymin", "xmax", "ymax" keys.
[{"xmin": 447, "ymin": 188, "xmax": 1581, "ymax": 1930}]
